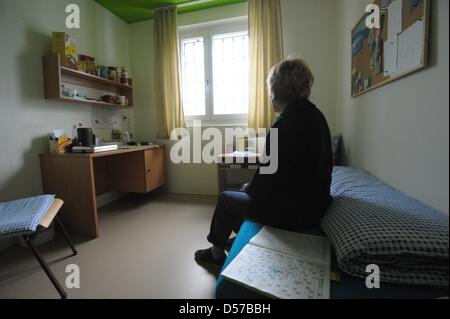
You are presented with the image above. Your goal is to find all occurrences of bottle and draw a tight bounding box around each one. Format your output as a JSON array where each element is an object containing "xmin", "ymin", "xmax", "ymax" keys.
[{"xmin": 123, "ymin": 131, "xmax": 130, "ymax": 144}]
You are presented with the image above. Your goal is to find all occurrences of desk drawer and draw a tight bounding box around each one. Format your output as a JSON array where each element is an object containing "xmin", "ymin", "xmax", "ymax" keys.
[
  {"xmin": 107, "ymin": 151, "xmax": 146, "ymax": 193},
  {"xmin": 106, "ymin": 147, "xmax": 165, "ymax": 194},
  {"xmin": 144, "ymin": 148, "xmax": 166, "ymax": 192}
]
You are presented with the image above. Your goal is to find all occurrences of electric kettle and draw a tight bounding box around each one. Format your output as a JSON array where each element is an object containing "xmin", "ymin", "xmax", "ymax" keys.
[{"xmin": 77, "ymin": 128, "xmax": 95, "ymax": 147}]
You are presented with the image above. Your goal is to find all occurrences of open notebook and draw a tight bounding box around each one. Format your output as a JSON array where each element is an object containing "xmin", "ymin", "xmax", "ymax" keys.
[{"xmin": 221, "ymin": 226, "xmax": 331, "ymax": 299}]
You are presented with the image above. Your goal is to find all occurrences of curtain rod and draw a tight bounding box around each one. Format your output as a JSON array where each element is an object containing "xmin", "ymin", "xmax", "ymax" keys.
[
  {"xmin": 178, "ymin": 0, "xmax": 214, "ymax": 8},
  {"xmin": 154, "ymin": 0, "xmax": 214, "ymax": 12}
]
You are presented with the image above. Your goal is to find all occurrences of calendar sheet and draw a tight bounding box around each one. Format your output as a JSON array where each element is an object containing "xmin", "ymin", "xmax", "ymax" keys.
[
  {"xmin": 92, "ymin": 106, "xmax": 122, "ymax": 129},
  {"xmin": 250, "ymin": 226, "xmax": 331, "ymax": 265},
  {"xmin": 221, "ymin": 228, "xmax": 331, "ymax": 299}
]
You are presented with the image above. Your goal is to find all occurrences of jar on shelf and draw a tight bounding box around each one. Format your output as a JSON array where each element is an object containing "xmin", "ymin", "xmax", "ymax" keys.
[
  {"xmin": 108, "ymin": 67, "xmax": 118, "ymax": 81},
  {"xmin": 120, "ymin": 67, "xmax": 129, "ymax": 85},
  {"xmin": 118, "ymin": 96, "xmax": 126, "ymax": 106}
]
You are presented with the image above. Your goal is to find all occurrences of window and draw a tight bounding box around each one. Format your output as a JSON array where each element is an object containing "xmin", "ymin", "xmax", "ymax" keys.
[
  {"xmin": 180, "ymin": 37, "xmax": 206, "ymax": 117},
  {"xmin": 179, "ymin": 18, "xmax": 249, "ymax": 123}
]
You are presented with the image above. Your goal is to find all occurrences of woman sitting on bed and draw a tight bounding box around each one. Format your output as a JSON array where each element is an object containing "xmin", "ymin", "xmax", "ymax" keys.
[{"xmin": 195, "ymin": 58, "xmax": 334, "ymax": 268}]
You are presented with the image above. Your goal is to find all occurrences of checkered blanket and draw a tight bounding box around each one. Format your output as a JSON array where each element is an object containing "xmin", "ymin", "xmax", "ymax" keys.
[
  {"xmin": 0, "ymin": 195, "xmax": 55, "ymax": 238},
  {"xmin": 321, "ymin": 167, "xmax": 449, "ymax": 288}
]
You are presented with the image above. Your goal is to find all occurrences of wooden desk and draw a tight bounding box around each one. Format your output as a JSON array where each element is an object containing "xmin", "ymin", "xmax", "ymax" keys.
[
  {"xmin": 216, "ymin": 153, "xmax": 260, "ymax": 193},
  {"xmin": 39, "ymin": 146, "xmax": 166, "ymax": 238}
]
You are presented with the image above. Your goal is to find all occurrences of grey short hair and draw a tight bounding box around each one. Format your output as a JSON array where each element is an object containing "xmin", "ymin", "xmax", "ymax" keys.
[{"xmin": 267, "ymin": 58, "xmax": 314, "ymax": 105}]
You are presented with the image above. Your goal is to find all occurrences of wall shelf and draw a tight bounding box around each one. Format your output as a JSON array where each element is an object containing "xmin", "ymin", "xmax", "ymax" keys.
[
  {"xmin": 57, "ymin": 97, "xmax": 127, "ymax": 108},
  {"xmin": 42, "ymin": 53, "xmax": 133, "ymax": 108}
]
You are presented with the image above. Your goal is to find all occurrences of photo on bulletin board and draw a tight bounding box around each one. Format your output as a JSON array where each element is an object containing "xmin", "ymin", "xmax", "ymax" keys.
[{"xmin": 351, "ymin": 0, "xmax": 430, "ymax": 97}]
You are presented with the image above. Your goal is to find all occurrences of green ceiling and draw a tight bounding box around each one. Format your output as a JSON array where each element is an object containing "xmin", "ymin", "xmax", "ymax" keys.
[{"xmin": 95, "ymin": 0, "xmax": 248, "ymax": 23}]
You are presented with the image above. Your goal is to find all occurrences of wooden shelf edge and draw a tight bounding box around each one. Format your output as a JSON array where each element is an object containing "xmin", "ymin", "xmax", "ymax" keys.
[
  {"xmin": 56, "ymin": 97, "xmax": 133, "ymax": 109},
  {"xmin": 60, "ymin": 66, "xmax": 133, "ymax": 90}
]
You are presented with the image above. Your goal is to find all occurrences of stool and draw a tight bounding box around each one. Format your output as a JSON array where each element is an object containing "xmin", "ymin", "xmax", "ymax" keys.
[{"xmin": 0, "ymin": 197, "xmax": 77, "ymax": 299}]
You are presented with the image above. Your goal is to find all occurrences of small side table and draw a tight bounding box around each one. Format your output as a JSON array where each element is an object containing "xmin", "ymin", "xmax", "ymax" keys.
[{"xmin": 216, "ymin": 153, "xmax": 260, "ymax": 193}]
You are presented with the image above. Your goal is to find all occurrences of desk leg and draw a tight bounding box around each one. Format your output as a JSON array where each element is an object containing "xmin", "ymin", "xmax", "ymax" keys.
[
  {"xmin": 217, "ymin": 165, "xmax": 228, "ymax": 194},
  {"xmin": 40, "ymin": 156, "xmax": 99, "ymax": 238},
  {"xmin": 217, "ymin": 165, "xmax": 258, "ymax": 193}
]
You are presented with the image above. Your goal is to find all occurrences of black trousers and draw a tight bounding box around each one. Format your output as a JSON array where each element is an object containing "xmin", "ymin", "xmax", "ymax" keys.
[{"xmin": 207, "ymin": 191, "xmax": 253, "ymax": 250}]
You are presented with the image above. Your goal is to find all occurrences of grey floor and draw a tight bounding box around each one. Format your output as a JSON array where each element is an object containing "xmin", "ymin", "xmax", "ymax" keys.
[{"xmin": 0, "ymin": 194, "xmax": 219, "ymax": 299}]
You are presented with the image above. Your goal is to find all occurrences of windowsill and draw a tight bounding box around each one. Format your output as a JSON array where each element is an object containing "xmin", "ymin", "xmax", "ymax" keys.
[{"xmin": 185, "ymin": 119, "xmax": 248, "ymax": 128}]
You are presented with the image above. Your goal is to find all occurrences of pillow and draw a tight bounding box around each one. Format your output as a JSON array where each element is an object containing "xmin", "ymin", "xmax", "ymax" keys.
[
  {"xmin": 331, "ymin": 134, "xmax": 342, "ymax": 166},
  {"xmin": 321, "ymin": 166, "xmax": 449, "ymax": 288}
]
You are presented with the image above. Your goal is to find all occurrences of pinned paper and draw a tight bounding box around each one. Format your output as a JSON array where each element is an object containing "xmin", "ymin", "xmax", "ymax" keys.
[
  {"xmin": 395, "ymin": 20, "xmax": 424, "ymax": 75},
  {"xmin": 383, "ymin": 39, "xmax": 398, "ymax": 76},
  {"xmin": 387, "ymin": 0, "xmax": 403, "ymax": 41}
]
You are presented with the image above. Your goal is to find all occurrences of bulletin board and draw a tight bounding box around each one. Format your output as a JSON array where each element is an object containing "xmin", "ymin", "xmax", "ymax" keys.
[{"xmin": 351, "ymin": 0, "xmax": 430, "ymax": 97}]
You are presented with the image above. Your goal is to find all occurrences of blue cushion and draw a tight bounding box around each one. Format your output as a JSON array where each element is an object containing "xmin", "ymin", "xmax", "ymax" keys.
[
  {"xmin": 0, "ymin": 195, "xmax": 55, "ymax": 238},
  {"xmin": 216, "ymin": 221, "xmax": 266, "ymax": 299}
]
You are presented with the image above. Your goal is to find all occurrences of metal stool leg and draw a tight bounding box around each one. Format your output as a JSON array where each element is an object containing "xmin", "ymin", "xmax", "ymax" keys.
[
  {"xmin": 23, "ymin": 235, "xmax": 67, "ymax": 299},
  {"xmin": 55, "ymin": 216, "xmax": 77, "ymax": 256}
]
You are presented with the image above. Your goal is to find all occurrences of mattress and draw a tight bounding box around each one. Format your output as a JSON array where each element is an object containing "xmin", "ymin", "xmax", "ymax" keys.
[
  {"xmin": 321, "ymin": 167, "xmax": 449, "ymax": 288},
  {"xmin": 216, "ymin": 223, "xmax": 448, "ymax": 298}
]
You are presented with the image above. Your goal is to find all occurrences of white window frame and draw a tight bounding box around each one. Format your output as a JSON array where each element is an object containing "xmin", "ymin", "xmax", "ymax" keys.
[{"xmin": 179, "ymin": 16, "xmax": 249, "ymax": 126}]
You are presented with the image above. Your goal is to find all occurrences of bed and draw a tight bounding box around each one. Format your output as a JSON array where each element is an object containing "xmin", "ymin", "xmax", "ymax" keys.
[{"xmin": 216, "ymin": 167, "xmax": 449, "ymax": 299}]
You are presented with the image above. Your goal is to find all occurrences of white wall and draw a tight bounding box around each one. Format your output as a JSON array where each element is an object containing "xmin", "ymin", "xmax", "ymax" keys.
[
  {"xmin": 281, "ymin": 0, "xmax": 337, "ymax": 133},
  {"xmin": 335, "ymin": 0, "xmax": 449, "ymax": 215},
  {"xmin": 0, "ymin": 0, "xmax": 132, "ymax": 202},
  {"xmin": 130, "ymin": 0, "xmax": 339, "ymax": 195}
]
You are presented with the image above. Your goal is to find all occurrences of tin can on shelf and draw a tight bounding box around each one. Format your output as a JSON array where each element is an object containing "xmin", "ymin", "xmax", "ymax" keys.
[
  {"xmin": 120, "ymin": 67, "xmax": 129, "ymax": 85},
  {"xmin": 108, "ymin": 67, "xmax": 118, "ymax": 82}
]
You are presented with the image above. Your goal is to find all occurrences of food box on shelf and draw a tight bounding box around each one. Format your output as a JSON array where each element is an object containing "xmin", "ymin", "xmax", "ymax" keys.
[
  {"xmin": 78, "ymin": 54, "xmax": 96, "ymax": 75},
  {"xmin": 51, "ymin": 32, "xmax": 77, "ymax": 68}
]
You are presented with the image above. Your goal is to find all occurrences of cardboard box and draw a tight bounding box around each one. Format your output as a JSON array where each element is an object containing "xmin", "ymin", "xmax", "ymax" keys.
[
  {"xmin": 51, "ymin": 32, "xmax": 77, "ymax": 68},
  {"xmin": 49, "ymin": 135, "xmax": 72, "ymax": 154},
  {"xmin": 78, "ymin": 55, "xmax": 96, "ymax": 75}
]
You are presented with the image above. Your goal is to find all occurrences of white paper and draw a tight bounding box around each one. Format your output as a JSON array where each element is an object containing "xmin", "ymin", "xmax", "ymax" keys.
[
  {"xmin": 387, "ymin": 0, "xmax": 403, "ymax": 41},
  {"xmin": 395, "ymin": 20, "xmax": 424, "ymax": 75},
  {"xmin": 250, "ymin": 226, "xmax": 331, "ymax": 265},
  {"xmin": 92, "ymin": 107, "xmax": 122, "ymax": 129},
  {"xmin": 384, "ymin": 39, "xmax": 398, "ymax": 76},
  {"xmin": 221, "ymin": 227, "xmax": 331, "ymax": 299},
  {"xmin": 50, "ymin": 129, "xmax": 65, "ymax": 139},
  {"xmin": 364, "ymin": 79, "xmax": 369, "ymax": 89},
  {"xmin": 221, "ymin": 244, "xmax": 330, "ymax": 299}
]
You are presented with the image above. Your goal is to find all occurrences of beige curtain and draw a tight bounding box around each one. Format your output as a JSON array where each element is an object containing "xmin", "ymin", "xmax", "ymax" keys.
[
  {"xmin": 154, "ymin": 6, "xmax": 185, "ymax": 139},
  {"xmin": 248, "ymin": 0, "xmax": 284, "ymax": 130}
]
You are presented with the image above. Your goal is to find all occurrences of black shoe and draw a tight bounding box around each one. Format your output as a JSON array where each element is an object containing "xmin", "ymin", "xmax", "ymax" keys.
[
  {"xmin": 225, "ymin": 237, "xmax": 236, "ymax": 252},
  {"xmin": 195, "ymin": 248, "xmax": 226, "ymax": 269}
]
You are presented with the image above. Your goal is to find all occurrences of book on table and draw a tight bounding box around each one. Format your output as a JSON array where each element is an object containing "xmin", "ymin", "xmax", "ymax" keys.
[
  {"xmin": 72, "ymin": 145, "xmax": 118, "ymax": 153},
  {"xmin": 221, "ymin": 226, "xmax": 331, "ymax": 299}
]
